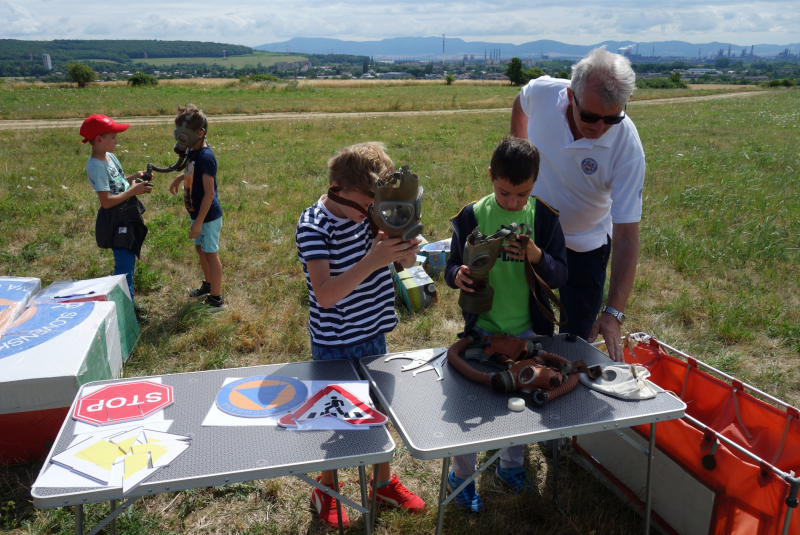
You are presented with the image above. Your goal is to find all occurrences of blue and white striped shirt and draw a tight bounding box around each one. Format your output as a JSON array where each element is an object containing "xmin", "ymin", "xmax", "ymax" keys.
[{"xmin": 296, "ymin": 198, "xmax": 397, "ymax": 347}]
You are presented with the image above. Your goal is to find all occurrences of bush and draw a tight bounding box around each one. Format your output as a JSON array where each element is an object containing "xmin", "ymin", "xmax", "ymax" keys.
[
  {"xmin": 241, "ymin": 73, "xmax": 280, "ymax": 83},
  {"xmin": 521, "ymin": 67, "xmax": 545, "ymax": 85},
  {"xmin": 635, "ymin": 76, "xmax": 688, "ymax": 89},
  {"xmin": 445, "ymin": 74, "xmax": 455, "ymax": 85},
  {"xmin": 556, "ymin": 70, "xmax": 570, "ymax": 79},
  {"xmin": 66, "ymin": 63, "xmax": 97, "ymax": 88},
  {"xmin": 781, "ymin": 78, "xmax": 796, "ymax": 87},
  {"xmin": 127, "ymin": 72, "xmax": 158, "ymax": 87}
]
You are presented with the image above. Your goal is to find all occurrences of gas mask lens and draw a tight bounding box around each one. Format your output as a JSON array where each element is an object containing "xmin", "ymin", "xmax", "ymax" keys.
[
  {"xmin": 517, "ymin": 365, "xmax": 537, "ymax": 385},
  {"xmin": 379, "ymin": 202, "xmax": 415, "ymax": 229}
]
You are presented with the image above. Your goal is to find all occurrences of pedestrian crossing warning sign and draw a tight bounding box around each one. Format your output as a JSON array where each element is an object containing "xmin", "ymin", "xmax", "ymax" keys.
[
  {"xmin": 216, "ymin": 375, "xmax": 308, "ymax": 418},
  {"xmin": 277, "ymin": 384, "xmax": 387, "ymax": 428}
]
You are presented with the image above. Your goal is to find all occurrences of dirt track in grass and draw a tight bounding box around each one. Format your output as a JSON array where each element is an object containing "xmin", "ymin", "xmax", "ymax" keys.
[{"xmin": 0, "ymin": 90, "xmax": 769, "ymax": 131}]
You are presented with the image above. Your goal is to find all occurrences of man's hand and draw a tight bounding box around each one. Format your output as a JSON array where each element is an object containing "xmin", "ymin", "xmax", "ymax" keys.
[
  {"xmin": 454, "ymin": 266, "xmax": 474, "ymax": 292},
  {"xmin": 189, "ymin": 219, "xmax": 202, "ymax": 240},
  {"xmin": 169, "ymin": 174, "xmax": 184, "ymax": 195},
  {"xmin": 588, "ymin": 313, "xmax": 624, "ymax": 362}
]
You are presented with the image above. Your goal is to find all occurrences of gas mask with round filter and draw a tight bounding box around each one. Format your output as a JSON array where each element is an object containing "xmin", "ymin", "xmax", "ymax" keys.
[
  {"xmin": 446, "ymin": 333, "xmax": 601, "ymax": 407},
  {"xmin": 458, "ymin": 223, "xmax": 528, "ymax": 314},
  {"xmin": 326, "ymin": 165, "xmax": 423, "ymax": 272},
  {"xmin": 140, "ymin": 110, "xmax": 205, "ymax": 181},
  {"xmin": 369, "ymin": 165, "xmax": 424, "ymax": 242}
]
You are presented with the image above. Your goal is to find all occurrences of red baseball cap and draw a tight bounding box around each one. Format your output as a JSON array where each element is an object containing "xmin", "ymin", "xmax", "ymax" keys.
[{"xmin": 80, "ymin": 114, "xmax": 129, "ymax": 143}]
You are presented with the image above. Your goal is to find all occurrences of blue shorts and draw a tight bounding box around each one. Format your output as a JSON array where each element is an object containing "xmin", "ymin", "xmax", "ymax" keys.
[
  {"xmin": 310, "ymin": 333, "xmax": 387, "ymax": 363},
  {"xmin": 192, "ymin": 217, "xmax": 222, "ymax": 253}
]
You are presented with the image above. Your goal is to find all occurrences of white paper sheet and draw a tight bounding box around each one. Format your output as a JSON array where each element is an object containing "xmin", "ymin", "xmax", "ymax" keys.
[
  {"xmin": 201, "ymin": 380, "xmax": 372, "ymax": 428},
  {"xmin": 34, "ymin": 423, "xmax": 188, "ymax": 493}
]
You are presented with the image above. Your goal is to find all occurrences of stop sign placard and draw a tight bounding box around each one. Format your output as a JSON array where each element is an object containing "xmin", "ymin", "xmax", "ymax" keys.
[{"xmin": 72, "ymin": 380, "xmax": 174, "ymax": 426}]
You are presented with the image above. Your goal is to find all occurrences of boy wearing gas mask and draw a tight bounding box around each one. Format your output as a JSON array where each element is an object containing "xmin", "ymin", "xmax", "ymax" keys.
[
  {"xmin": 168, "ymin": 104, "xmax": 225, "ymax": 310},
  {"xmin": 295, "ymin": 142, "xmax": 426, "ymax": 528},
  {"xmin": 443, "ymin": 137, "xmax": 568, "ymax": 510},
  {"xmin": 80, "ymin": 114, "xmax": 151, "ymax": 322}
]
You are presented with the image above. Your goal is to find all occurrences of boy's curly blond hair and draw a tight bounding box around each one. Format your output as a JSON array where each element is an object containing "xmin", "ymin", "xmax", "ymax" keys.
[{"xmin": 327, "ymin": 142, "xmax": 394, "ymax": 195}]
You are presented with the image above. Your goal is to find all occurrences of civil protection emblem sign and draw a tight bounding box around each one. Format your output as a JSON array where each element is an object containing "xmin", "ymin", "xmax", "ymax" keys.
[
  {"xmin": 216, "ymin": 375, "xmax": 308, "ymax": 417},
  {"xmin": 581, "ymin": 158, "xmax": 598, "ymax": 175}
]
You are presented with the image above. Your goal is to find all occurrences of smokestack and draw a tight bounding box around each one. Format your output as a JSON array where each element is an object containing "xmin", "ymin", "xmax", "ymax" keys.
[
  {"xmin": 728, "ymin": 45, "xmax": 731, "ymax": 57},
  {"xmin": 652, "ymin": 46, "xmax": 655, "ymax": 57},
  {"xmin": 750, "ymin": 45, "xmax": 754, "ymax": 56}
]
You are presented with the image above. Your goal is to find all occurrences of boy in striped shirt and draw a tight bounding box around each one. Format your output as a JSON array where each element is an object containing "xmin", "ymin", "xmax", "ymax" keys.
[{"xmin": 296, "ymin": 142, "xmax": 425, "ymax": 528}]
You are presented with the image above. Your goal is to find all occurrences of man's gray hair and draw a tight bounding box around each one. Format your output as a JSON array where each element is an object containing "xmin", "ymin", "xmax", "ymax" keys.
[{"xmin": 570, "ymin": 46, "xmax": 636, "ymax": 109}]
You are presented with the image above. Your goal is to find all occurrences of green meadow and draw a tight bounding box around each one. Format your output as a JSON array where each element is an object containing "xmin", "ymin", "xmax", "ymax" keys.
[
  {"xmin": 0, "ymin": 79, "xmax": 760, "ymax": 121},
  {"xmin": 136, "ymin": 52, "xmax": 309, "ymax": 69},
  {"xmin": 0, "ymin": 87, "xmax": 798, "ymax": 534}
]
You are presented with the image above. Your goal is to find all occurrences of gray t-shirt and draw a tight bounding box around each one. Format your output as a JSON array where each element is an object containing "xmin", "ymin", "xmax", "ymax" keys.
[{"xmin": 87, "ymin": 153, "xmax": 128, "ymax": 195}]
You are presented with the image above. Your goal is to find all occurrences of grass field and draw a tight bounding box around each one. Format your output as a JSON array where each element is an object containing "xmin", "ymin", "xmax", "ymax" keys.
[
  {"xmin": 0, "ymin": 79, "xmax": 762, "ymax": 121},
  {"xmin": 135, "ymin": 52, "xmax": 309, "ymax": 69},
  {"xmin": 0, "ymin": 87, "xmax": 798, "ymax": 534}
]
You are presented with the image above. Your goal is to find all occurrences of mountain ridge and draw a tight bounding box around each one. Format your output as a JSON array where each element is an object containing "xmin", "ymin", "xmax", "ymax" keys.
[{"xmin": 255, "ymin": 37, "xmax": 799, "ymax": 59}]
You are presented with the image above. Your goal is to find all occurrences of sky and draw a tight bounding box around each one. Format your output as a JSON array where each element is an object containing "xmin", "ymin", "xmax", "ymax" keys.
[{"xmin": 2, "ymin": 0, "xmax": 798, "ymax": 47}]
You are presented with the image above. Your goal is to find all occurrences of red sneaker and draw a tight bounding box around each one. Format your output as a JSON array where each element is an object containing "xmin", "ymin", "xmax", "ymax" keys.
[
  {"xmin": 370, "ymin": 474, "xmax": 427, "ymax": 513},
  {"xmin": 310, "ymin": 475, "xmax": 350, "ymax": 529}
]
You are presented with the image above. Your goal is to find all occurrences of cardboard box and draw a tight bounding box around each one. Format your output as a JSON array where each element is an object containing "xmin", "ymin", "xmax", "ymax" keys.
[
  {"xmin": 33, "ymin": 275, "xmax": 139, "ymax": 361},
  {"xmin": 393, "ymin": 266, "xmax": 437, "ymax": 312},
  {"xmin": 420, "ymin": 239, "xmax": 451, "ymax": 277},
  {"xmin": 0, "ymin": 277, "xmax": 41, "ymax": 334},
  {"xmin": 0, "ymin": 301, "xmax": 122, "ymax": 463}
]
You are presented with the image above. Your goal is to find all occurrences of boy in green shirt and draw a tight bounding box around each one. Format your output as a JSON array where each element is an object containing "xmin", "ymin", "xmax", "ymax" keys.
[{"xmin": 444, "ymin": 137, "xmax": 568, "ymax": 510}]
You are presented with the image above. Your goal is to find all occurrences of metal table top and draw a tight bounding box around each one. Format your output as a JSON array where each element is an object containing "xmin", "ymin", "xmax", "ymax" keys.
[
  {"xmin": 33, "ymin": 360, "xmax": 395, "ymax": 508},
  {"xmin": 360, "ymin": 335, "xmax": 686, "ymax": 460}
]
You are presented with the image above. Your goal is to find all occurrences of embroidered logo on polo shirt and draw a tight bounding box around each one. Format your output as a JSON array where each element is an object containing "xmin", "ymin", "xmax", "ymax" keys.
[{"xmin": 581, "ymin": 158, "xmax": 598, "ymax": 175}]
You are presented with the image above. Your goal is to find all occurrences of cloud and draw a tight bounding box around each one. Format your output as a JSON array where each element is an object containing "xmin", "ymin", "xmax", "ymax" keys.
[{"xmin": 0, "ymin": 0, "xmax": 798, "ymax": 46}]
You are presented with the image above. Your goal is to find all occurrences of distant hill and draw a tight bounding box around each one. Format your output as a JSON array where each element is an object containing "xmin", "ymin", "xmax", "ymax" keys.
[
  {"xmin": 255, "ymin": 37, "xmax": 800, "ymax": 59},
  {"xmin": 0, "ymin": 39, "xmax": 252, "ymax": 63}
]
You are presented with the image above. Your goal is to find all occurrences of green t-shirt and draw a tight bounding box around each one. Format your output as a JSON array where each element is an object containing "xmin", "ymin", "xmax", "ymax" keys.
[{"xmin": 473, "ymin": 194, "xmax": 536, "ymax": 336}]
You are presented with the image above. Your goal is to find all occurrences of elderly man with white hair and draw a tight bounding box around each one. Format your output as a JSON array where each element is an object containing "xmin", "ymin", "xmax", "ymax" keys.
[{"xmin": 510, "ymin": 46, "xmax": 645, "ymax": 362}]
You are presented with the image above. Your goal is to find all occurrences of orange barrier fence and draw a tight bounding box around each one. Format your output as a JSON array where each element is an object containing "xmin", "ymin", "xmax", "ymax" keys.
[{"xmin": 574, "ymin": 335, "xmax": 799, "ymax": 535}]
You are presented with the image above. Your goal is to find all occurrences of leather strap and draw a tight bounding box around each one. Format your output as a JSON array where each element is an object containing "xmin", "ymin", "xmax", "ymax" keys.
[
  {"xmin": 518, "ymin": 234, "xmax": 567, "ymax": 326},
  {"xmin": 327, "ymin": 187, "xmax": 404, "ymax": 273}
]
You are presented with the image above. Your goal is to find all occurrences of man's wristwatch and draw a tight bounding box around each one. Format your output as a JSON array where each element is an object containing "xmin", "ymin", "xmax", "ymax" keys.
[{"xmin": 601, "ymin": 305, "xmax": 625, "ymax": 325}]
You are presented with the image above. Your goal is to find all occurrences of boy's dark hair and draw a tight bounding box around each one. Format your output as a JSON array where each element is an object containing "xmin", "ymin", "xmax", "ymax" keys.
[
  {"xmin": 328, "ymin": 142, "xmax": 394, "ymax": 194},
  {"xmin": 175, "ymin": 103, "xmax": 208, "ymax": 133},
  {"xmin": 490, "ymin": 137, "xmax": 540, "ymax": 185}
]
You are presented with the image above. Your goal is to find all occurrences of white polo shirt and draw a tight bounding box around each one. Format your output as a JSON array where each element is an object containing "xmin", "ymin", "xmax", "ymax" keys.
[{"xmin": 520, "ymin": 76, "xmax": 646, "ymax": 252}]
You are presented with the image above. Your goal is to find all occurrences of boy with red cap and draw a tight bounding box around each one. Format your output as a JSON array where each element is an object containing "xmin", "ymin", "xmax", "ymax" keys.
[{"xmin": 81, "ymin": 114, "xmax": 151, "ymax": 322}]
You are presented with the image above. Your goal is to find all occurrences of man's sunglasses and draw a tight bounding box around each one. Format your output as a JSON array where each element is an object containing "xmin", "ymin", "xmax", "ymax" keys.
[{"xmin": 572, "ymin": 93, "xmax": 627, "ymax": 125}]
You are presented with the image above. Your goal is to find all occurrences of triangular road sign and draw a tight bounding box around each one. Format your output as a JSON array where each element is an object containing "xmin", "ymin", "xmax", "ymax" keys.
[{"xmin": 277, "ymin": 384, "xmax": 387, "ymax": 428}]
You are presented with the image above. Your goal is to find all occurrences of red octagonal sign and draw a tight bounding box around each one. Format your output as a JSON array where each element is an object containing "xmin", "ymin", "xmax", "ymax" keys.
[{"xmin": 72, "ymin": 380, "xmax": 174, "ymax": 426}]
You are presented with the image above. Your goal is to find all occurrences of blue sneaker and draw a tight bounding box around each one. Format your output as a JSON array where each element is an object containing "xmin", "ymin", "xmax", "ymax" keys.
[
  {"xmin": 495, "ymin": 466, "xmax": 533, "ymax": 494},
  {"xmin": 446, "ymin": 470, "xmax": 484, "ymax": 512}
]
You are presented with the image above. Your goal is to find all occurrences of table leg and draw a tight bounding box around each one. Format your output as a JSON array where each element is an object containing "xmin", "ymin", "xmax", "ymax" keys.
[
  {"xmin": 358, "ymin": 466, "xmax": 371, "ymax": 535},
  {"xmin": 332, "ymin": 469, "xmax": 344, "ymax": 535},
  {"xmin": 435, "ymin": 457, "xmax": 450, "ymax": 535},
  {"xmin": 370, "ymin": 464, "xmax": 379, "ymax": 532},
  {"xmin": 644, "ymin": 423, "xmax": 656, "ymax": 535},
  {"xmin": 551, "ymin": 440, "xmax": 566, "ymax": 514},
  {"xmin": 109, "ymin": 500, "xmax": 116, "ymax": 535},
  {"xmin": 75, "ymin": 504, "xmax": 83, "ymax": 535}
]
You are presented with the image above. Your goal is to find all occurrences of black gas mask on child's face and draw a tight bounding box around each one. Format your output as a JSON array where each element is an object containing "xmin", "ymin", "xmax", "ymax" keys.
[
  {"xmin": 173, "ymin": 109, "xmax": 207, "ymax": 153},
  {"xmin": 173, "ymin": 126, "xmax": 203, "ymax": 153}
]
